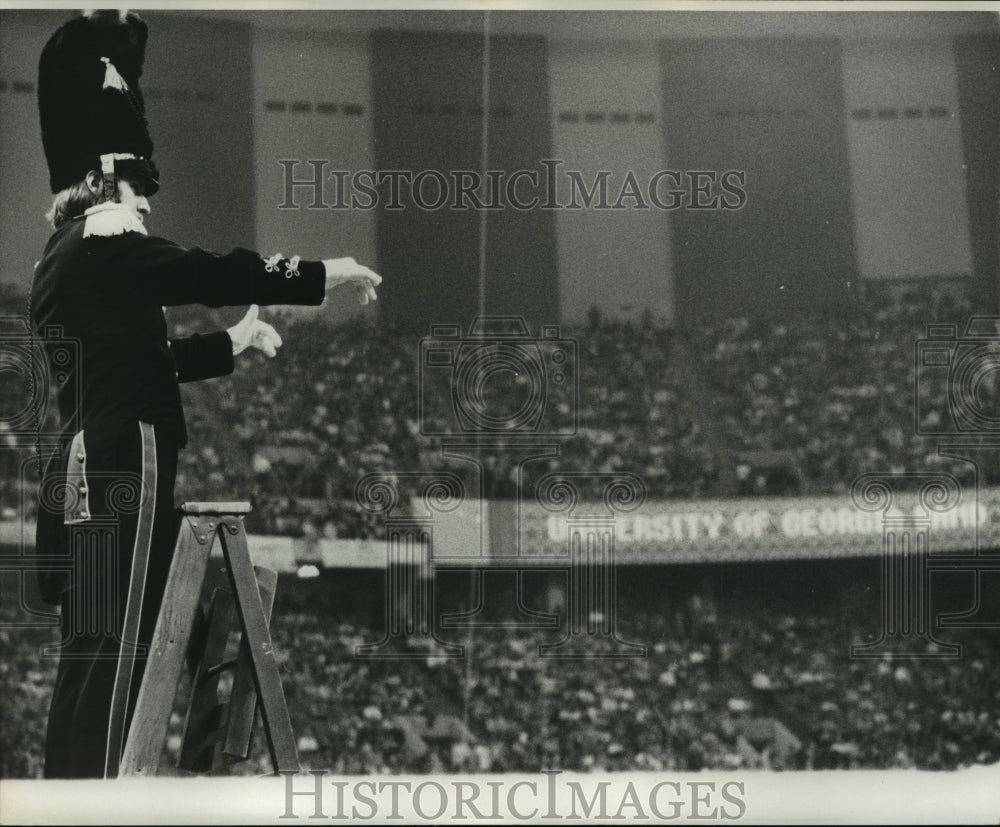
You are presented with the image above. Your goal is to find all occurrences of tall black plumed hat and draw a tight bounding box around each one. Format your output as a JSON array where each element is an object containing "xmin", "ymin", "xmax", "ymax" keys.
[{"xmin": 38, "ymin": 9, "xmax": 159, "ymax": 194}]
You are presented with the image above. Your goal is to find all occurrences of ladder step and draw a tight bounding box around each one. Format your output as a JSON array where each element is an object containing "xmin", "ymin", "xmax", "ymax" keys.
[
  {"xmin": 181, "ymin": 502, "xmax": 252, "ymax": 516},
  {"xmin": 204, "ymin": 658, "xmax": 239, "ymax": 679}
]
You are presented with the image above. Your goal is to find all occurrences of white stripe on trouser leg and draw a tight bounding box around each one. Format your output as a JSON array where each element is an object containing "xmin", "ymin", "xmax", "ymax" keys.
[{"xmin": 104, "ymin": 422, "xmax": 157, "ymax": 778}]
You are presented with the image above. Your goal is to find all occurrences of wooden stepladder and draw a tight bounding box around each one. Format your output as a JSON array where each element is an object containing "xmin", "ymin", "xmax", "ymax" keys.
[{"xmin": 119, "ymin": 502, "xmax": 299, "ymax": 776}]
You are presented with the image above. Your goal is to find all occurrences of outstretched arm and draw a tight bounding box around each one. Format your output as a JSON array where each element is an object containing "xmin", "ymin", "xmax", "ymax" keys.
[{"xmin": 78, "ymin": 233, "xmax": 382, "ymax": 310}]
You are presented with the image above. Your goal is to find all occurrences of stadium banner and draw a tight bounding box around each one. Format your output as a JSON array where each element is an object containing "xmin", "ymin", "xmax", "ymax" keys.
[
  {"xmin": 312, "ymin": 486, "xmax": 1000, "ymax": 569},
  {"xmin": 510, "ymin": 486, "xmax": 1000, "ymax": 564},
  {"xmin": 6, "ymin": 486, "xmax": 998, "ymax": 571}
]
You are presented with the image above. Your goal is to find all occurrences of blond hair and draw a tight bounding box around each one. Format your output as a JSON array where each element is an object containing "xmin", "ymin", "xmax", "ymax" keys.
[{"xmin": 45, "ymin": 179, "xmax": 100, "ymax": 228}]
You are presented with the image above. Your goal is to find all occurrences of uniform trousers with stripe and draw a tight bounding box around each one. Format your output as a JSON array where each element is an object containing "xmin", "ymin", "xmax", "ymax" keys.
[{"xmin": 43, "ymin": 421, "xmax": 179, "ymax": 779}]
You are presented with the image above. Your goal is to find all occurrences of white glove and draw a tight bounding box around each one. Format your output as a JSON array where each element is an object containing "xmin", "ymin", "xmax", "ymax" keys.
[
  {"xmin": 324, "ymin": 257, "xmax": 382, "ymax": 305},
  {"xmin": 227, "ymin": 305, "xmax": 283, "ymax": 357}
]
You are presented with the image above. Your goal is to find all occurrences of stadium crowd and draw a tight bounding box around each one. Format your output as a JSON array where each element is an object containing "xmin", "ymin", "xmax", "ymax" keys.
[
  {"xmin": 267, "ymin": 600, "xmax": 999, "ymax": 776},
  {"xmin": 3, "ymin": 580, "xmax": 998, "ymax": 778},
  {"xmin": 174, "ymin": 281, "xmax": 995, "ymax": 531},
  {"xmin": 1, "ymin": 281, "xmax": 991, "ymax": 534},
  {"xmin": 691, "ymin": 283, "xmax": 989, "ymax": 497}
]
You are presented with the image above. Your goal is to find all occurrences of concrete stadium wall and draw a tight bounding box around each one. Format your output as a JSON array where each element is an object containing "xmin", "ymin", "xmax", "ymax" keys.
[{"xmin": 252, "ymin": 27, "xmax": 378, "ymax": 325}]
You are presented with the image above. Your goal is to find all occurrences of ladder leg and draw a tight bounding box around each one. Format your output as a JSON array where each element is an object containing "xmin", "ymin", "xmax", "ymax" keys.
[
  {"xmin": 224, "ymin": 567, "xmax": 277, "ymax": 761},
  {"xmin": 219, "ymin": 523, "xmax": 299, "ymax": 773},
  {"xmin": 119, "ymin": 522, "xmax": 215, "ymax": 776}
]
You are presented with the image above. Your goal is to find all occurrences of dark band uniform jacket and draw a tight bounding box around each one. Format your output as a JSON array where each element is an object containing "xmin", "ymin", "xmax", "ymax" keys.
[
  {"xmin": 31, "ymin": 209, "xmax": 325, "ymax": 778},
  {"xmin": 32, "ymin": 216, "xmax": 326, "ymax": 602},
  {"xmin": 34, "ymin": 217, "xmax": 325, "ymax": 443}
]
